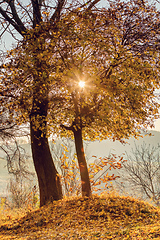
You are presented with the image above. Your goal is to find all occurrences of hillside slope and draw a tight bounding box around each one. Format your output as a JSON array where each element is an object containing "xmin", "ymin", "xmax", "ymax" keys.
[{"xmin": 0, "ymin": 194, "xmax": 160, "ymax": 239}]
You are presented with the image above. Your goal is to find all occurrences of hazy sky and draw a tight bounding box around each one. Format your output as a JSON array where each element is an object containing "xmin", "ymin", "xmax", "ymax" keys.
[{"xmin": 151, "ymin": 119, "xmax": 160, "ymax": 132}]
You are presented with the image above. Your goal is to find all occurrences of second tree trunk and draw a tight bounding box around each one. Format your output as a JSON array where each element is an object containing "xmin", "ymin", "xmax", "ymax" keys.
[{"xmin": 73, "ymin": 128, "xmax": 91, "ymax": 197}]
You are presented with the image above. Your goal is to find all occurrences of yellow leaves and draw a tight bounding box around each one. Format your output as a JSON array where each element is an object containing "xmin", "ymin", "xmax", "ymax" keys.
[
  {"xmin": 1, "ymin": 194, "xmax": 160, "ymax": 239},
  {"xmin": 42, "ymin": 11, "xmax": 49, "ymax": 17}
]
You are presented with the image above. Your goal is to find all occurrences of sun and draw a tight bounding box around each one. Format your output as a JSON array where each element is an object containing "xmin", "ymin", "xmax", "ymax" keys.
[{"xmin": 78, "ymin": 81, "xmax": 85, "ymax": 88}]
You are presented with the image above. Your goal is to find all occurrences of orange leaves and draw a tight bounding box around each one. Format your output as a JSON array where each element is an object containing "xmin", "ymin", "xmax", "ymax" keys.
[
  {"xmin": 53, "ymin": 143, "xmax": 81, "ymax": 196},
  {"xmin": 89, "ymin": 154, "xmax": 126, "ymax": 192},
  {"xmin": 1, "ymin": 194, "xmax": 160, "ymax": 239},
  {"xmin": 42, "ymin": 11, "xmax": 49, "ymax": 17}
]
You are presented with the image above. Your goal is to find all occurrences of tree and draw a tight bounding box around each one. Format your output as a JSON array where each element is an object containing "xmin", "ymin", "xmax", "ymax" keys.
[
  {"xmin": 0, "ymin": 0, "xmax": 103, "ymax": 206},
  {"xmin": 54, "ymin": 1, "xmax": 160, "ymax": 196},
  {"xmin": 121, "ymin": 143, "xmax": 160, "ymax": 205}
]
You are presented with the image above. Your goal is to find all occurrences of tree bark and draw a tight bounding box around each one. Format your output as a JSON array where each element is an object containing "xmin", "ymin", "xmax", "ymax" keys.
[
  {"xmin": 73, "ymin": 128, "xmax": 91, "ymax": 197},
  {"xmin": 30, "ymin": 96, "xmax": 62, "ymax": 207}
]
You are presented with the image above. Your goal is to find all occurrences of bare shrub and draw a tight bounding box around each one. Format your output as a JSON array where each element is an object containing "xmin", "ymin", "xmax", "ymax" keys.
[{"xmin": 121, "ymin": 142, "xmax": 160, "ymax": 205}]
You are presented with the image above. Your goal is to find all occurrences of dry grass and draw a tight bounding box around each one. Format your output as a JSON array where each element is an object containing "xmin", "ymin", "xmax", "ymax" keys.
[{"xmin": 0, "ymin": 193, "xmax": 160, "ymax": 239}]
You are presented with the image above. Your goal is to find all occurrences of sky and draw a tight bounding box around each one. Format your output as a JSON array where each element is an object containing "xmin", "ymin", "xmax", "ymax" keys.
[
  {"xmin": 151, "ymin": 119, "xmax": 160, "ymax": 132},
  {"xmin": 0, "ymin": 0, "xmax": 160, "ymax": 132}
]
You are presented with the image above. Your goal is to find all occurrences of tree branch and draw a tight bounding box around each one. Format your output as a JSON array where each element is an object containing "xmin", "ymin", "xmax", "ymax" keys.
[
  {"xmin": 86, "ymin": 0, "xmax": 101, "ymax": 11},
  {"xmin": 60, "ymin": 123, "xmax": 73, "ymax": 131},
  {"xmin": 0, "ymin": 123, "xmax": 17, "ymax": 132},
  {"xmin": 0, "ymin": 6, "xmax": 26, "ymax": 35},
  {"xmin": 16, "ymin": 0, "xmax": 33, "ymax": 24},
  {"xmin": 31, "ymin": 0, "xmax": 42, "ymax": 27},
  {"xmin": 7, "ymin": 0, "xmax": 26, "ymax": 33},
  {"xmin": 0, "ymin": 22, "xmax": 10, "ymax": 38},
  {"xmin": 50, "ymin": 0, "xmax": 65, "ymax": 23}
]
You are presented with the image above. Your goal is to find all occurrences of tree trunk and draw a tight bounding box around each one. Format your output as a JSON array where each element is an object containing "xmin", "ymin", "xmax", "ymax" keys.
[
  {"xmin": 73, "ymin": 128, "xmax": 91, "ymax": 197},
  {"xmin": 30, "ymin": 97, "xmax": 62, "ymax": 207}
]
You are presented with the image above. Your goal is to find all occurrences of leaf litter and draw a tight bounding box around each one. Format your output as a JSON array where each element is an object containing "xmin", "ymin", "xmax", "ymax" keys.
[{"xmin": 0, "ymin": 193, "xmax": 160, "ymax": 239}]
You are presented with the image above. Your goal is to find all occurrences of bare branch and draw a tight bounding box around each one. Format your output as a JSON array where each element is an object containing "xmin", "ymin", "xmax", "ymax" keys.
[
  {"xmin": 60, "ymin": 123, "xmax": 73, "ymax": 131},
  {"xmin": 86, "ymin": 0, "xmax": 101, "ymax": 11},
  {"xmin": 7, "ymin": 0, "xmax": 26, "ymax": 33},
  {"xmin": 31, "ymin": 0, "xmax": 42, "ymax": 27},
  {"xmin": 0, "ymin": 21, "xmax": 10, "ymax": 38},
  {"xmin": 50, "ymin": 0, "xmax": 66, "ymax": 22},
  {"xmin": 122, "ymin": 143, "xmax": 160, "ymax": 205},
  {"xmin": 0, "ymin": 5, "xmax": 26, "ymax": 35},
  {"xmin": 16, "ymin": 0, "xmax": 33, "ymax": 24}
]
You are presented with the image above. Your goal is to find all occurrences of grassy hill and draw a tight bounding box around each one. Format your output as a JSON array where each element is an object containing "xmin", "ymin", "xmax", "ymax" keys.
[{"xmin": 0, "ymin": 193, "xmax": 160, "ymax": 239}]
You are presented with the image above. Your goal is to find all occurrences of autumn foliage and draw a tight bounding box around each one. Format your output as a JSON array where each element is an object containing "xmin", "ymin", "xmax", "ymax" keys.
[{"xmin": 1, "ymin": 194, "xmax": 160, "ymax": 239}]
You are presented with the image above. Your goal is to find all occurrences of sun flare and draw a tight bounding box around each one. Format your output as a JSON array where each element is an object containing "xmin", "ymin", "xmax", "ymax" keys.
[{"xmin": 78, "ymin": 81, "xmax": 85, "ymax": 88}]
